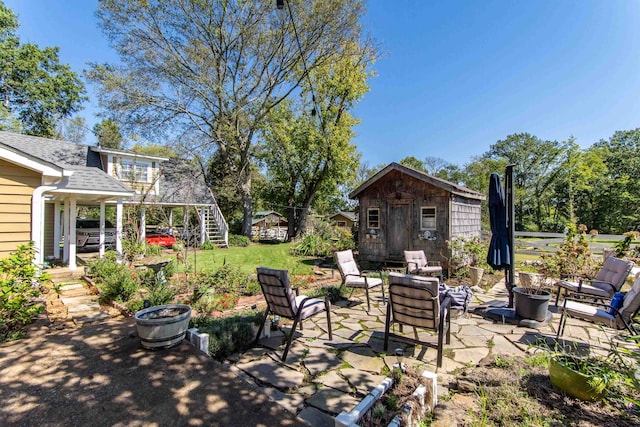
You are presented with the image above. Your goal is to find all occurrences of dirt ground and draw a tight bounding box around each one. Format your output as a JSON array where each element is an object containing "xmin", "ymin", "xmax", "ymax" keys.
[
  {"xmin": 433, "ymin": 356, "xmax": 640, "ymax": 427},
  {"xmin": 0, "ymin": 318, "xmax": 304, "ymax": 427}
]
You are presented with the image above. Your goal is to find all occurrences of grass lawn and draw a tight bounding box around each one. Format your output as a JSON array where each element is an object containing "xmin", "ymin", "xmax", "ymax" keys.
[{"xmin": 183, "ymin": 242, "xmax": 317, "ymax": 275}]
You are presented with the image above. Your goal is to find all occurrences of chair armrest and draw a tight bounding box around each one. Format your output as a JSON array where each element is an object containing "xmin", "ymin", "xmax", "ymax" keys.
[
  {"xmin": 440, "ymin": 294, "xmax": 452, "ymax": 318},
  {"xmin": 578, "ymin": 278, "xmax": 615, "ymax": 294},
  {"xmin": 560, "ymin": 273, "xmax": 581, "ymax": 280},
  {"xmin": 427, "ymin": 261, "xmax": 441, "ymax": 267},
  {"xmin": 563, "ymin": 296, "xmax": 612, "ymax": 310},
  {"xmin": 362, "ymin": 270, "xmax": 383, "ymax": 280},
  {"xmin": 293, "ymin": 287, "xmax": 300, "ymax": 296},
  {"xmin": 406, "ymin": 262, "xmax": 418, "ymax": 273}
]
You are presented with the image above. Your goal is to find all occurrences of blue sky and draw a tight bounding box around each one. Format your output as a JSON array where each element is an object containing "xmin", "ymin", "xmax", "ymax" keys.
[{"xmin": 5, "ymin": 0, "xmax": 640, "ymax": 168}]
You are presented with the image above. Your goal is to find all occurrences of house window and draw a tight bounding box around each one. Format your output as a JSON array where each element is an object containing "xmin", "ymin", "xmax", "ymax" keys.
[
  {"xmin": 119, "ymin": 159, "xmax": 150, "ymax": 183},
  {"xmin": 421, "ymin": 207, "xmax": 436, "ymax": 230},
  {"xmin": 367, "ymin": 208, "xmax": 380, "ymax": 229},
  {"xmin": 337, "ymin": 221, "xmax": 347, "ymax": 228}
]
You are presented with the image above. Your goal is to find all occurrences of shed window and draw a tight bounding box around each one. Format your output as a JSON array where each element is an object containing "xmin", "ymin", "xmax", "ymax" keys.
[
  {"xmin": 337, "ymin": 221, "xmax": 347, "ymax": 227},
  {"xmin": 367, "ymin": 208, "xmax": 380, "ymax": 229},
  {"xmin": 421, "ymin": 207, "xmax": 436, "ymax": 230}
]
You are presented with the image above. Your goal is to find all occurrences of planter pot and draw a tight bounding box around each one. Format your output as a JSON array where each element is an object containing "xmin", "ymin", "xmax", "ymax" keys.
[
  {"xmin": 549, "ymin": 357, "xmax": 607, "ymax": 401},
  {"xmin": 513, "ymin": 286, "xmax": 551, "ymax": 322},
  {"xmin": 135, "ymin": 304, "xmax": 192, "ymax": 349},
  {"xmin": 469, "ymin": 267, "xmax": 484, "ymax": 286}
]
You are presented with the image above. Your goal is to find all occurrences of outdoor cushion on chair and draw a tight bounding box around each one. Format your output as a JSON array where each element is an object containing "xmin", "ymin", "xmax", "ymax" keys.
[
  {"xmin": 403, "ymin": 250, "xmax": 443, "ymax": 280},
  {"xmin": 555, "ymin": 256, "xmax": 634, "ymax": 306},
  {"xmin": 334, "ymin": 249, "xmax": 385, "ymax": 312},
  {"xmin": 384, "ymin": 272, "xmax": 451, "ymax": 368},
  {"xmin": 255, "ymin": 267, "xmax": 332, "ymax": 362},
  {"xmin": 556, "ymin": 274, "xmax": 640, "ymax": 338}
]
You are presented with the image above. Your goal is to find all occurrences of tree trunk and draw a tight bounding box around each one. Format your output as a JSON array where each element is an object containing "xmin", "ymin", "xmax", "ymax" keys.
[{"xmin": 240, "ymin": 171, "xmax": 253, "ymax": 237}]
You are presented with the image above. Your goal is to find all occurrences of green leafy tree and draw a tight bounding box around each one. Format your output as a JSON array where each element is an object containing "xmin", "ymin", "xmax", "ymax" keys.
[
  {"xmin": 93, "ymin": 118, "xmax": 123, "ymax": 149},
  {"xmin": 0, "ymin": 1, "xmax": 85, "ymax": 137},
  {"xmin": 484, "ymin": 133, "xmax": 566, "ymax": 231},
  {"xmin": 87, "ymin": 0, "xmax": 369, "ymax": 237},
  {"xmin": 56, "ymin": 116, "xmax": 88, "ymax": 143},
  {"xmin": 399, "ymin": 156, "xmax": 427, "ymax": 172},
  {"xmin": 260, "ymin": 41, "xmax": 374, "ymax": 238}
]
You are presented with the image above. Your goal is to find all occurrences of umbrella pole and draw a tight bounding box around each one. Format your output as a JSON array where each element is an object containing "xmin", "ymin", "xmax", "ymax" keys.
[{"xmin": 505, "ymin": 165, "xmax": 516, "ymax": 307}]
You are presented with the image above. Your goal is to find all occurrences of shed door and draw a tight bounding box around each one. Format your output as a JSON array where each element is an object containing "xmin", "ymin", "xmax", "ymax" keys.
[{"xmin": 387, "ymin": 204, "xmax": 411, "ymax": 260}]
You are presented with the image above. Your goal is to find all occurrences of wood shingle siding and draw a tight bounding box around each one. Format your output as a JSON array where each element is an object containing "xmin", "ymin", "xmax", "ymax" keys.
[{"xmin": 0, "ymin": 159, "xmax": 39, "ymax": 258}]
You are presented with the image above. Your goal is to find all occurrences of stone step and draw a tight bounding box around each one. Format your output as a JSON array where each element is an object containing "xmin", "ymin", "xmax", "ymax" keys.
[
  {"xmin": 67, "ymin": 302, "xmax": 102, "ymax": 314},
  {"xmin": 60, "ymin": 295, "xmax": 99, "ymax": 305},
  {"xmin": 72, "ymin": 311, "xmax": 112, "ymax": 325}
]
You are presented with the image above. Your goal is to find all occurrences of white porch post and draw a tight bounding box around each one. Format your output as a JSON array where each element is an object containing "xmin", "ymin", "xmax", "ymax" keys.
[
  {"xmin": 63, "ymin": 198, "xmax": 70, "ymax": 263},
  {"xmin": 53, "ymin": 201, "xmax": 61, "ymax": 260},
  {"xmin": 116, "ymin": 199, "xmax": 123, "ymax": 262},
  {"xmin": 200, "ymin": 207, "xmax": 206, "ymax": 245},
  {"xmin": 169, "ymin": 208, "xmax": 173, "ymax": 233},
  {"xmin": 68, "ymin": 197, "xmax": 77, "ymax": 270},
  {"xmin": 140, "ymin": 206, "xmax": 146, "ymax": 243},
  {"xmin": 99, "ymin": 201, "xmax": 106, "ymax": 258}
]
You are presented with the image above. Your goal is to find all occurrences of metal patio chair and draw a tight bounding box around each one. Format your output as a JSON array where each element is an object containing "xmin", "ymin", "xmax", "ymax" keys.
[{"xmin": 334, "ymin": 249, "xmax": 385, "ymax": 312}]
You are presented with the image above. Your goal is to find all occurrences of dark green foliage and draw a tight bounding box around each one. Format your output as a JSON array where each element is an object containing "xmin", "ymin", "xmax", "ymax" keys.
[
  {"xmin": 306, "ymin": 285, "xmax": 343, "ymax": 303},
  {"xmin": 191, "ymin": 264, "xmax": 255, "ymax": 313},
  {"xmin": 88, "ymin": 252, "xmax": 138, "ymax": 303},
  {"xmin": 540, "ymin": 225, "xmax": 599, "ymax": 278},
  {"xmin": 0, "ymin": 243, "xmax": 48, "ymax": 342},
  {"xmin": 229, "ymin": 234, "xmax": 250, "ymax": 247},
  {"xmin": 190, "ymin": 311, "xmax": 264, "ymax": 360},
  {"xmin": 0, "ymin": 2, "xmax": 85, "ymax": 136},
  {"xmin": 290, "ymin": 222, "xmax": 354, "ymax": 257}
]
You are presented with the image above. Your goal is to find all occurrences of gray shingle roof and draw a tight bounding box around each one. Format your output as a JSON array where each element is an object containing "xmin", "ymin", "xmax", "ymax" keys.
[
  {"xmin": 61, "ymin": 166, "xmax": 134, "ymax": 194},
  {"xmin": 0, "ymin": 131, "xmax": 102, "ymax": 168},
  {"xmin": 140, "ymin": 158, "xmax": 216, "ymax": 205}
]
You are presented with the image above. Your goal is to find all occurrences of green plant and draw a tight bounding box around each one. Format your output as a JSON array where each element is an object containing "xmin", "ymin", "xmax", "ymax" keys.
[
  {"xmin": 200, "ymin": 240, "xmax": 216, "ymax": 250},
  {"xmin": 89, "ymin": 253, "xmax": 138, "ymax": 303},
  {"xmin": 122, "ymin": 235, "xmax": 145, "ymax": 262},
  {"xmin": 307, "ymin": 285, "xmax": 343, "ymax": 303},
  {"xmin": 539, "ymin": 224, "xmax": 600, "ymax": 279},
  {"xmin": 290, "ymin": 222, "xmax": 355, "ymax": 257},
  {"xmin": 144, "ymin": 244, "xmax": 163, "ymax": 257},
  {"xmin": 614, "ymin": 231, "xmax": 640, "ymax": 258},
  {"xmin": 445, "ymin": 236, "xmax": 491, "ymax": 277},
  {"xmin": 229, "ymin": 234, "xmax": 250, "ymax": 247},
  {"xmin": 190, "ymin": 310, "xmax": 264, "ymax": 360},
  {"xmin": 0, "ymin": 243, "xmax": 49, "ymax": 342}
]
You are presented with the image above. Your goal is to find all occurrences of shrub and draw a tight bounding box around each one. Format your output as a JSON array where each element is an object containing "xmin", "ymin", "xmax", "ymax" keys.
[
  {"xmin": 540, "ymin": 224, "xmax": 600, "ymax": 278},
  {"xmin": 229, "ymin": 234, "xmax": 250, "ymax": 247},
  {"xmin": 190, "ymin": 310, "xmax": 264, "ymax": 360},
  {"xmin": 306, "ymin": 285, "xmax": 343, "ymax": 303},
  {"xmin": 190, "ymin": 264, "xmax": 249, "ymax": 313},
  {"xmin": 201, "ymin": 240, "xmax": 216, "ymax": 250},
  {"xmin": 290, "ymin": 222, "xmax": 355, "ymax": 257},
  {"xmin": 145, "ymin": 244, "xmax": 163, "ymax": 257},
  {"xmin": 89, "ymin": 254, "xmax": 138, "ymax": 303},
  {"xmin": 0, "ymin": 243, "xmax": 49, "ymax": 342}
]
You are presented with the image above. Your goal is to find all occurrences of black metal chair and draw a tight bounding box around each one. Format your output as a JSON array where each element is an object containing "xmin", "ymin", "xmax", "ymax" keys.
[
  {"xmin": 556, "ymin": 274, "xmax": 640, "ymax": 339},
  {"xmin": 255, "ymin": 267, "xmax": 332, "ymax": 362},
  {"xmin": 384, "ymin": 272, "xmax": 451, "ymax": 368}
]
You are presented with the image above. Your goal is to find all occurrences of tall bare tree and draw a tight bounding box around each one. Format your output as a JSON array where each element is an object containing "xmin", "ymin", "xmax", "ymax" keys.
[{"xmin": 87, "ymin": 0, "xmax": 368, "ymax": 236}]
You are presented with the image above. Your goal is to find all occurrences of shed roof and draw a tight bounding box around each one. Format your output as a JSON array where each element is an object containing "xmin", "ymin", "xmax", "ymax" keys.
[
  {"xmin": 330, "ymin": 211, "xmax": 357, "ymax": 222},
  {"xmin": 349, "ymin": 162, "xmax": 486, "ymax": 201}
]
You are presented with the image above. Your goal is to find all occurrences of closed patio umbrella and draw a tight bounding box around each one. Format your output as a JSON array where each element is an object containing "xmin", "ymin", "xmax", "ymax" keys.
[{"xmin": 487, "ymin": 173, "xmax": 510, "ymax": 270}]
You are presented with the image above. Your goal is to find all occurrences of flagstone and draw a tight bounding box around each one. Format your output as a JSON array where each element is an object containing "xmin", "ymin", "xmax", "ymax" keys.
[
  {"xmin": 306, "ymin": 387, "xmax": 360, "ymax": 415},
  {"xmin": 313, "ymin": 370, "xmax": 352, "ymax": 393},
  {"xmin": 340, "ymin": 346, "xmax": 385, "ymax": 374},
  {"xmin": 236, "ymin": 359, "xmax": 305, "ymax": 390},
  {"xmin": 303, "ymin": 347, "xmax": 343, "ymax": 377},
  {"xmin": 340, "ymin": 368, "xmax": 387, "ymax": 395},
  {"xmin": 452, "ymin": 347, "xmax": 490, "ymax": 366}
]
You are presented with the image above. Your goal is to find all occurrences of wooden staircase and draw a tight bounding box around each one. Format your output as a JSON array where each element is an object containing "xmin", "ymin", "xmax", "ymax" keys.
[{"xmin": 200, "ymin": 203, "xmax": 228, "ymax": 248}]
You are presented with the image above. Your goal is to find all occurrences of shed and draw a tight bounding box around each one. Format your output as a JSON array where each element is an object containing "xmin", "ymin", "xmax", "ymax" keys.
[
  {"xmin": 252, "ymin": 210, "xmax": 288, "ymax": 241},
  {"xmin": 329, "ymin": 211, "xmax": 357, "ymax": 229},
  {"xmin": 349, "ymin": 162, "xmax": 485, "ymax": 264}
]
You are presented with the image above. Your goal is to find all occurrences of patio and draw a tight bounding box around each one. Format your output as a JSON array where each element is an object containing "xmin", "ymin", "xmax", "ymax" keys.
[{"xmin": 225, "ymin": 278, "xmax": 625, "ymax": 426}]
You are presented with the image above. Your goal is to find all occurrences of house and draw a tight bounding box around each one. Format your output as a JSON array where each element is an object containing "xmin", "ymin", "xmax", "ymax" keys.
[
  {"xmin": 251, "ymin": 210, "xmax": 288, "ymax": 241},
  {"xmin": 349, "ymin": 162, "xmax": 485, "ymax": 264},
  {"xmin": 0, "ymin": 131, "xmax": 227, "ymax": 268},
  {"xmin": 329, "ymin": 211, "xmax": 357, "ymax": 229}
]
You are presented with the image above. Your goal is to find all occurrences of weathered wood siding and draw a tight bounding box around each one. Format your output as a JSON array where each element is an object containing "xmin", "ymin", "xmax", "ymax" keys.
[
  {"xmin": 0, "ymin": 159, "xmax": 39, "ymax": 258},
  {"xmin": 450, "ymin": 196, "xmax": 482, "ymax": 239},
  {"xmin": 357, "ymin": 170, "xmax": 452, "ymax": 263}
]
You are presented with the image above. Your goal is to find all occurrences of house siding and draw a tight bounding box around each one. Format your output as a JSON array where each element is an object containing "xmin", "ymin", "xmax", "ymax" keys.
[
  {"xmin": 450, "ymin": 196, "xmax": 482, "ymax": 239},
  {"xmin": 0, "ymin": 159, "xmax": 39, "ymax": 258}
]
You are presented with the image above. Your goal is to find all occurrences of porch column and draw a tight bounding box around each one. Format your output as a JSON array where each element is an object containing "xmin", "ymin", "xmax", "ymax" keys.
[
  {"xmin": 200, "ymin": 207, "xmax": 206, "ymax": 244},
  {"xmin": 68, "ymin": 197, "xmax": 77, "ymax": 270},
  {"xmin": 63, "ymin": 198, "xmax": 70, "ymax": 263},
  {"xmin": 169, "ymin": 208, "xmax": 173, "ymax": 234},
  {"xmin": 53, "ymin": 201, "xmax": 61, "ymax": 260},
  {"xmin": 116, "ymin": 199, "xmax": 123, "ymax": 262},
  {"xmin": 139, "ymin": 206, "xmax": 146, "ymax": 243},
  {"xmin": 183, "ymin": 205, "xmax": 189, "ymax": 243},
  {"xmin": 99, "ymin": 201, "xmax": 106, "ymax": 258}
]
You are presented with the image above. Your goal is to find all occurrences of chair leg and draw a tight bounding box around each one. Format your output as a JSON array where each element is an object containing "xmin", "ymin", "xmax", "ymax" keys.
[
  {"xmin": 281, "ymin": 317, "xmax": 300, "ymax": 362},
  {"xmin": 384, "ymin": 303, "xmax": 392, "ymax": 351},
  {"xmin": 365, "ymin": 286, "xmax": 371, "ymax": 312},
  {"xmin": 556, "ymin": 309, "xmax": 567, "ymax": 340},
  {"xmin": 254, "ymin": 309, "xmax": 270, "ymax": 344},
  {"xmin": 325, "ymin": 297, "xmax": 333, "ymax": 340},
  {"xmin": 413, "ymin": 326, "xmax": 419, "ymax": 341}
]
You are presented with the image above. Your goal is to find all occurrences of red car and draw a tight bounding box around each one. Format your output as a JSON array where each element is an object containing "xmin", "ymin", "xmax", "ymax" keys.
[{"xmin": 145, "ymin": 232, "xmax": 177, "ymax": 248}]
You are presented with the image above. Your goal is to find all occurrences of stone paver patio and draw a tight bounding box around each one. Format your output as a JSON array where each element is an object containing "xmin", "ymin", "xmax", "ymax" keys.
[{"xmin": 221, "ymin": 279, "xmax": 627, "ymax": 426}]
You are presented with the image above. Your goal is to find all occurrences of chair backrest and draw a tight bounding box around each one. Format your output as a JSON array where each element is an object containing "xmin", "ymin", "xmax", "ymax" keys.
[
  {"xmin": 404, "ymin": 250, "xmax": 427, "ymax": 270},
  {"xmin": 595, "ymin": 257, "xmax": 635, "ymax": 291},
  {"xmin": 618, "ymin": 275, "xmax": 640, "ymax": 327},
  {"xmin": 335, "ymin": 250, "xmax": 360, "ymax": 280},
  {"xmin": 256, "ymin": 267, "xmax": 297, "ymax": 318},
  {"xmin": 388, "ymin": 272, "xmax": 440, "ymax": 330}
]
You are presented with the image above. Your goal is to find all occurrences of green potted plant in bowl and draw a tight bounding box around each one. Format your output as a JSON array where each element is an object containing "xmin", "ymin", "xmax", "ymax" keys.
[{"xmin": 548, "ymin": 353, "xmax": 615, "ymax": 401}]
